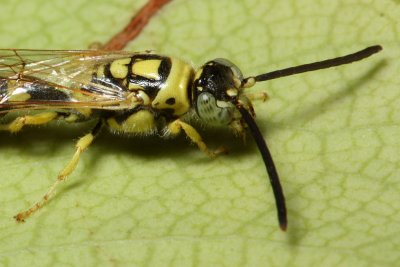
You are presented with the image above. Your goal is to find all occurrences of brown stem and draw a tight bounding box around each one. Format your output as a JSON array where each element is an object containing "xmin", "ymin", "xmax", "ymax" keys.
[{"xmin": 102, "ymin": 0, "xmax": 172, "ymax": 51}]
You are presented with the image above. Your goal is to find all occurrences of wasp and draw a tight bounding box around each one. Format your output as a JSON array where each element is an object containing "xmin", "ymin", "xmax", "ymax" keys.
[{"xmin": 0, "ymin": 45, "xmax": 382, "ymax": 230}]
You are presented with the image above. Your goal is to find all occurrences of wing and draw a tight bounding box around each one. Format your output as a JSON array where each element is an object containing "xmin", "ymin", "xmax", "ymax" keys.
[{"xmin": 0, "ymin": 49, "xmax": 138, "ymax": 113}]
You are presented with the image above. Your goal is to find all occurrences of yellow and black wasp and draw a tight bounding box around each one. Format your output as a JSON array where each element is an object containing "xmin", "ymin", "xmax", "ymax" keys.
[{"xmin": 0, "ymin": 45, "xmax": 382, "ymax": 230}]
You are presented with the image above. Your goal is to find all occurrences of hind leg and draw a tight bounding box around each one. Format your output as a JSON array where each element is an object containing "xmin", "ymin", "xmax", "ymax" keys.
[
  {"xmin": 0, "ymin": 112, "xmax": 59, "ymax": 133},
  {"xmin": 14, "ymin": 120, "xmax": 103, "ymax": 222}
]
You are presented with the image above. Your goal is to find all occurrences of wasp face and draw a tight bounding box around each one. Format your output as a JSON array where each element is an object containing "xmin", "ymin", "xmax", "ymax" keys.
[{"xmin": 193, "ymin": 58, "xmax": 251, "ymax": 126}]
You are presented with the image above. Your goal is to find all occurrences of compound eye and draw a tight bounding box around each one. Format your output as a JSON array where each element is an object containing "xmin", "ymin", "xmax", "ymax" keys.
[
  {"xmin": 213, "ymin": 58, "xmax": 243, "ymax": 81},
  {"xmin": 196, "ymin": 92, "xmax": 233, "ymax": 125}
]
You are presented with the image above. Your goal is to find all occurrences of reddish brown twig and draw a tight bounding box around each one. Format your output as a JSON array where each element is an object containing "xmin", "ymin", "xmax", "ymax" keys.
[{"xmin": 102, "ymin": 0, "xmax": 172, "ymax": 51}]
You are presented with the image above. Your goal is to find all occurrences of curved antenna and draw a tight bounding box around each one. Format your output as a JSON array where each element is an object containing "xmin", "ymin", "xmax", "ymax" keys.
[
  {"xmin": 236, "ymin": 45, "xmax": 382, "ymax": 231},
  {"xmin": 243, "ymin": 45, "xmax": 382, "ymax": 84},
  {"xmin": 237, "ymin": 104, "xmax": 287, "ymax": 231}
]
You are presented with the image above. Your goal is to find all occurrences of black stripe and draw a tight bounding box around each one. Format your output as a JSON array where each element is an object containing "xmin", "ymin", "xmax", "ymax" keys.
[
  {"xmin": 27, "ymin": 83, "xmax": 70, "ymax": 101},
  {"xmin": 127, "ymin": 54, "xmax": 172, "ymax": 99}
]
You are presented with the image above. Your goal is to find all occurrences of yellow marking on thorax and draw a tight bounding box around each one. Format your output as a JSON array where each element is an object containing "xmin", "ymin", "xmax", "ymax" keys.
[
  {"xmin": 128, "ymin": 83, "xmax": 144, "ymax": 90},
  {"xmin": 109, "ymin": 58, "xmax": 131, "ymax": 79},
  {"xmin": 136, "ymin": 90, "xmax": 151, "ymax": 105},
  {"xmin": 131, "ymin": 59, "xmax": 162, "ymax": 79},
  {"xmin": 96, "ymin": 65, "xmax": 105, "ymax": 78},
  {"xmin": 152, "ymin": 58, "xmax": 194, "ymax": 116}
]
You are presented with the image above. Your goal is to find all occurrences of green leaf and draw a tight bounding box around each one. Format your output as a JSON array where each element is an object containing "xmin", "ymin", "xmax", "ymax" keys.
[{"xmin": 0, "ymin": 0, "xmax": 399, "ymax": 266}]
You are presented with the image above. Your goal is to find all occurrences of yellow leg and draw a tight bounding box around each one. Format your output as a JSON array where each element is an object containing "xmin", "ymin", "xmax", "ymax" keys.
[
  {"xmin": 0, "ymin": 112, "xmax": 58, "ymax": 133},
  {"xmin": 168, "ymin": 119, "xmax": 224, "ymax": 158},
  {"xmin": 14, "ymin": 121, "xmax": 102, "ymax": 222},
  {"xmin": 230, "ymin": 120, "xmax": 247, "ymax": 143},
  {"xmin": 246, "ymin": 92, "xmax": 269, "ymax": 102}
]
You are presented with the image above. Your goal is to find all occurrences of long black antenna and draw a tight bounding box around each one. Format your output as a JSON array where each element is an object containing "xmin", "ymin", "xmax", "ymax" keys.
[
  {"xmin": 237, "ymin": 105, "xmax": 287, "ymax": 231},
  {"xmin": 245, "ymin": 45, "xmax": 382, "ymax": 83},
  {"xmin": 236, "ymin": 45, "xmax": 382, "ymax": 231}
]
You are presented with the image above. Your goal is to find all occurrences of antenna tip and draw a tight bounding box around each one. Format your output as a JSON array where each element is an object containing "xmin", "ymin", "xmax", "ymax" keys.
[
  {"xmin": 278, "ymin": 205, "xmax": 287, "ymax": 231},
  {"xmin": 368, "ymin": 45, "xmax": 383, "ymax": 54}
]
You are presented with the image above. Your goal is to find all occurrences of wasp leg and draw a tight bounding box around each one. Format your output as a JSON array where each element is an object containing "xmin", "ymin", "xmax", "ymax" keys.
[
  {"xmin": 0, "ymin": 112, "xmax": 59, "ymax": 133},
  {"xmin": 168, "ymin": 119, "xmax": 225, "ymax": 158},
  {"xmin": 14, "ymin": 120, "xmax": 103, "ymax": 222},
  {"xmin": 246, "ymin": 92, "xmax": 269, "ymax": 102}
]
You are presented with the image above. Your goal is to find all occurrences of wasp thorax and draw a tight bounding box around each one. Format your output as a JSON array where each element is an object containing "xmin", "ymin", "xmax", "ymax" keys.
[{"xmin": 193, "ymin": 58, "xmax": 246, "ymax": 125}]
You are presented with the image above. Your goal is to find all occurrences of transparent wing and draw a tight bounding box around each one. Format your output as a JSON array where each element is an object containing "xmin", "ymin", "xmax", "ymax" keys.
[{"xmin": 0, "ymin": 49, "xmax": 137, "ymax": 113}]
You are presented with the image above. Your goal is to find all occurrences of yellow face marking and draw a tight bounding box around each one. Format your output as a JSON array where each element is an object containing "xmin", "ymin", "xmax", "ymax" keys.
[
  {"xmin": 132, "ymin": 59, "xmax": 161, "ymax": 80},
  {"xmin": 216, "ymin": 100, "xmax": 233, "ymax": 108},
  {"xmin": 242, "ymin": 77, "xmax": 256, "ymax": 88},
  {"xmin": 109, "ymin": 58, "xmax": 131, "ymax": 79},
  {"xmin": 233, "ymin": 77, "xmax": 242, "ymax": 89},
  {"xmin": 226, "ymin": 88, "xmax": 238, "ymax": 97}
]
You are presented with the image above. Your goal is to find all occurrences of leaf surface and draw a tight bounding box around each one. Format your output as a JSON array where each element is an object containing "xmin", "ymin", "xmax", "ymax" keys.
[{"xmin": 0, "ymin": 0, "xmax": 399, "ymax": 266}]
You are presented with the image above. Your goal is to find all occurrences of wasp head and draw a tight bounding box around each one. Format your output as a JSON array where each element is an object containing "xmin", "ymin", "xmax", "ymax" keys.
[
  {"xmin": 192, "ymin": 58, "xmax": 254, "ymax": 128},
  {"xmin": 190, "ymin": 45, "xmax": 382, "ymax": 231}
]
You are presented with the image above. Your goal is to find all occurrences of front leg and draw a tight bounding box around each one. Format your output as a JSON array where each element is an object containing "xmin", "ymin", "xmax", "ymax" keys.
[
  {"xmin": 167, "ymin": 119, "xmax": 224, "ymax": 158},
  {"xmin": 14, "ymin": 120, "xmax": 104, "ymax": 222}
]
